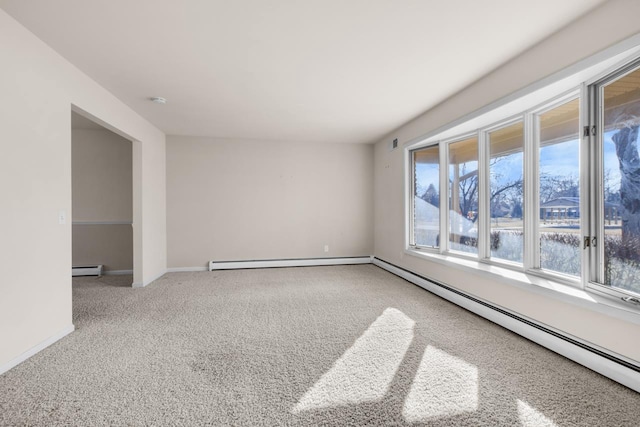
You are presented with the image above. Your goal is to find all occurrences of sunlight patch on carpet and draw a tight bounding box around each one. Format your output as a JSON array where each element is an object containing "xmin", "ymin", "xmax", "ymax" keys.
[
  {"xmin": 291, "ymin": 307, "xmax": 415, "ymax": 413},
  {"xmin": 517, "ymin": 400, "xmax": 557, "ymax": 427},
  {"xmin": 402, "ymin": 345, "xmax": 478, "ymax": 422}
]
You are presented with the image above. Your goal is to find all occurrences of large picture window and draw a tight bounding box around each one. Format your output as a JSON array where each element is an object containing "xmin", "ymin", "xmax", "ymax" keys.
[{"xmin": 407, "ymin": 51, "xmax": 640, "ymax": 306}]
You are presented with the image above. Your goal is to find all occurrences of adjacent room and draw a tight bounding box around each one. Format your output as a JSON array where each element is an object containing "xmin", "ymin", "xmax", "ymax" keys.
[
  {"xmin": 1, "ymin": 1, "xmax": 640, "ymax": 425},
  {"xmin": 71, "ymin": 112, "xmax": 134, "ymax": 281}
]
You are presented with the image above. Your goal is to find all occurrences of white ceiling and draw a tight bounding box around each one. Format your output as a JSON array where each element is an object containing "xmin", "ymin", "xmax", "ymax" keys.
[{"xmin": 1, "ymin": 0, "xmax": 606, "ymax": 144}]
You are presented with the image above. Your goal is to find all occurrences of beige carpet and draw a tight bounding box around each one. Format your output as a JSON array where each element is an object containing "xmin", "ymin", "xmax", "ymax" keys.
[{"xmin": 0, "ymin": 265, "xmax": 638, "ymax": 426}]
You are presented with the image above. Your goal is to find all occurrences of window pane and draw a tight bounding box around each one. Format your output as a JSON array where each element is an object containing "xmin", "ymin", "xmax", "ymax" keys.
[
  {"xmin": 538, "ymin": 99, "xmax": 580, "ymax": 276},
  {"xmin": 448, "ymin": 137, "xmax": 479, "ymax": 254},
  {"xmin": 413, "ymin": 145, "xmax": 440, "ymax": 247},
  {"xmin": 602, "ymin": 67, "xmax": 640, "ymax": 294},
  {"xmin": 489, "ymin": 122, "xmax": 524, "ymax": 263}
]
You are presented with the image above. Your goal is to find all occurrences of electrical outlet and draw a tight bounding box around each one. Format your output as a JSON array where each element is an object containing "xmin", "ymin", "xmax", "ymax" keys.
[{"xmin": 324, "ymin": 245, "xmax": 329, "ymax": 253}]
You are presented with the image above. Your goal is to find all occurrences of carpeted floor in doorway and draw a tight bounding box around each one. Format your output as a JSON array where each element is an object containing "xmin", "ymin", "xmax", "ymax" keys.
[{"xmin": 0, "ymin": 264, "xmax": 639, "ymax": 426}]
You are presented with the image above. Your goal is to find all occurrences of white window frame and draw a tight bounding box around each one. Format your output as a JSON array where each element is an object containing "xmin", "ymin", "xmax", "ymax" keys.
[
  {"xmin": 443, "ymin": 132, "xmax": 481, "ymax": 259},
  {"xmin": 482, "ymin": 115, "xmax": 526, "ymax": 269},
  {"xmin": 585, "ymin": 58, "xmax": 640, "ymax": 301},
  {"xmin": 526, "ymin": 91, "xmax": 583, "ymax": 288},
  {"xmin": 404, "ymin": 35, "xmax": 640, "ymax": 313},
  {"xmin": 408, "ymin": 142, "xmax": 441, "ymax": 250}
]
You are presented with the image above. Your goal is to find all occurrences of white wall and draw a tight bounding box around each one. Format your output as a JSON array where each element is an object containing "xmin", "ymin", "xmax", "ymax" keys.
[
  {"xmin": 0, "ymin": 10, "xmax": 166, "ymax": 370},
  {"xmin": 167, "ymin": 136, "xmax": 373, "ymax": 268},
  {"xmin": 72, "ymin": 127, "xmax": 133, "ymax": 272},
  {"xmin": 374, "ymin": 0, "xmax": 640, "ymax": 362},
  {"xmin": 72, "ymin": 127, "xmax": 132, "ymax": 222},
  {"xmin": 72, "ymin": 225, "xmax": 133, "ymax": 272}
]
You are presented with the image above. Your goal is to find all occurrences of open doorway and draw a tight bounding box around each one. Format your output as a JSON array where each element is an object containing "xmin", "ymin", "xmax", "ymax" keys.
[{"xmin": 71, "ymin": 111, "xmax": 133, "ymax": 285}]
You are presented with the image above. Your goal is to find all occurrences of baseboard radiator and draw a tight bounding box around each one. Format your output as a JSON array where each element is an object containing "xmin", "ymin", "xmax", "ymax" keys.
[
  {"xmin": 209, "ymin": 256, "xmax": 372, "ymax": 271},
  {"xmin": 371, "ymin": 257, "xmax": 640, "ymax": 394},
  {"xmin": 72, "ymin": 265, "xmax": 103, "ymax": 277}
]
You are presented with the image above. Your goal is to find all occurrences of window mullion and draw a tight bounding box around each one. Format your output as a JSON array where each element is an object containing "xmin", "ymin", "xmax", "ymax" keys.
[
  {"xmin": 478, "ymin": 130, "xmax": 489, "ymax": 260},
  {"xmin": 581, "ymin": 83, "xmax": 595, "ymax": 289},
  {"xmin": 439, "ymin": 141, "xmax": 449, "ymax": 254},
  {"xmin": 524, "ymin": 112, "xmax": 537, "ymax": 271},
  {"xmin": 592, "ymin": 82, "xmax": 605, "ymax": 286}
]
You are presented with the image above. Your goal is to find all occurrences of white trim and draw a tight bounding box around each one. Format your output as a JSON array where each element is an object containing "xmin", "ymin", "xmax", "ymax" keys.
[
  {"xmin": 0, "ymin": 324, "xmax": 75, "ymax": 376},
  {"xmin": 103, "ymin": 269, "xmax": 133, "ymax": 276},
  {"xmin": 166, "ymin": 266, "xmax": 208, "ymax": 272},
  {"xmin": 478, "ymin": 125, "xmax": 489, "ymax": 261},
  {"xmin": 405, "ymin": 147, "xmax": 412, "ymax": 247},
  {"xmin": 439, "ymin": 141, "xmax": 448, "ymax": 254},
  {"xmin": 209, "ymin": 256, "xmax": 373, "ymax": 271},
  {"xmin": 523, "ymin": 109, "xmax": 536, "ymax": 271},
  {"xmin": 132, "ymin": 269, "xmax": 167, "ymax": 288},
  {"xmin": 372, "ymin": 257, "xmax": 640, "ymax": 393},
  {"xmin": 581, "ymin": 82, "xmax": 594, "ymax": 290}
]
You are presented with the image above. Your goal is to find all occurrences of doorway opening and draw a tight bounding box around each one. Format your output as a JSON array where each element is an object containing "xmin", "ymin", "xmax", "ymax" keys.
[{"xmin": 71, "ymin": 111, "xmax": 134, "ymax": 286}]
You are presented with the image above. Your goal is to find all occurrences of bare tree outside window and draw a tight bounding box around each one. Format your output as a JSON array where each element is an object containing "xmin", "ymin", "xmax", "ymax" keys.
[
  {"xmin": 602, "ymin": 67, "xmax": 640, "ymax": 294},
  {"xmin": 489, "ymin": 122, "xmax": 524, "ymax": 263}
]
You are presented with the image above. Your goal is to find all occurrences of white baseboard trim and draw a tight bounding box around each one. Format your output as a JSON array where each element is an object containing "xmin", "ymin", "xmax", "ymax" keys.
[
  {"xmin": 209, "ymin": 256, "xmax": 373, "ymax": 271},
  {"xmin": 166, "ymin": 266, "xmax": 209, "ymax": 273},
  {"xmin": 372, "ymin": 257, "xmax": 640, "ymax": 393},
  {"xmin": 103, "ymin": 269, "xmax": 133, "ymax": 276},
  {"xmin": 133, "ymin": 269, "xmax": 167, "ymax": 288},
  {"xmin": 0, "ymin": 324, "xmax": 75, "ymax": 376}
]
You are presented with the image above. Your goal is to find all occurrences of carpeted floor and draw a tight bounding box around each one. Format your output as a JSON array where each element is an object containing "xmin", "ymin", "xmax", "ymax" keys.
[{"xmin": 0, "ymin": 265, "xmax": 639, "ymax": 426}]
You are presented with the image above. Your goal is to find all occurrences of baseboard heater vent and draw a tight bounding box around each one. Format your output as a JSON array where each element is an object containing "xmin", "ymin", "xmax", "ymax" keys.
[
  {"xmin": 209, "ymin": 256, "xmax": 372, "ymax": 271},
  {"xmin": 372, "ymin": 257, "xmax": 640, "ymax": 393},
  {"xmin": 72, "ymin": 265, "xmax": 103, "ymax": 277}
]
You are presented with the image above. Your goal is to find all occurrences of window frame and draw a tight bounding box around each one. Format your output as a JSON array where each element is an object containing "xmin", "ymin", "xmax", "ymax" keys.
[
  {"xmin": 404, "ymin": 39, "xmax": 640, "ymax": 310},
  {"xmin": 527, "ymin": 91, "xmax": 583, "ymax": 287},
  {"xmin": 409, "ymin": 142, "xmax": 441, "ymax": 250},
  {"xmin": 586, "ymin": 58, "xmax": 640, "ymax": 301},
  {"xmin": 481, "ymin": 115, "xmax": 526, "ymax": 268},
  {"xmin": 443, "ymin": 132, "xmax": 482, "ymax": 259}
]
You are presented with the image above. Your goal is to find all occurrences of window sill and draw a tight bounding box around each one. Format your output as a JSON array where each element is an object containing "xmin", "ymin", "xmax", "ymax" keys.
[{"xmin": 404, "ymin": 248, "xmax": 640, "ymax": 326}]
